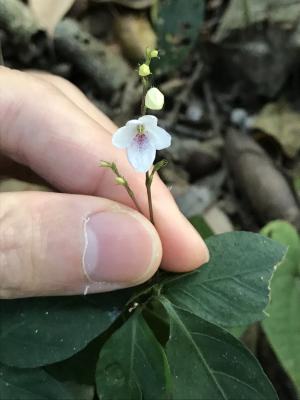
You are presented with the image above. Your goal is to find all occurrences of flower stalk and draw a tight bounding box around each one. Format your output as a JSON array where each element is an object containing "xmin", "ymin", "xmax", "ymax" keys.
[
  {"xmin": 100, "ymin": 48, "xmax": 170, "ymax": 226},
  {"xmin": 139, "ymin": 50, "xmax": 162, "ymax": 225},
  {"xmin": 99, "ymin": 161, "xmax": 142, "ymax": 213},
  {"xmin": 145, "ymin": 171, "xmax": 154, "ymax": 224}
]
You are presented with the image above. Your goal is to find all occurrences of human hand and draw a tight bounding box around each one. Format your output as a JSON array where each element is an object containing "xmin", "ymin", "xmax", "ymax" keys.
[{"xmin": 0, "ymin": 67, "xmax": 209, "ymax": 298}]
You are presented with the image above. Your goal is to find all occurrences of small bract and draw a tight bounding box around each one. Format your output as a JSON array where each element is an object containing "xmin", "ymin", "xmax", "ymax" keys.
[{"xmin": 112, "ymin": 115, "xmax": 171, "ymax": 172}]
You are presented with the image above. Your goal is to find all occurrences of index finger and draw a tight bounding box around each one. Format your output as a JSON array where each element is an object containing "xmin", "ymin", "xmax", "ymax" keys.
[{"xmin": 0, "ymin": 67, "xmax": 209, "ymax": 271}]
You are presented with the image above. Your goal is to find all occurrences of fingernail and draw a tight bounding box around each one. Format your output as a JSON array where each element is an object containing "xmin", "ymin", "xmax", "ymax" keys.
[{"xmin": 83, "ymin": 211, "xmax": 159, "ymax": 285}]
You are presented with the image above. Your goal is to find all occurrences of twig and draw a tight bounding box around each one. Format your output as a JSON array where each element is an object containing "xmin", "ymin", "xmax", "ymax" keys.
[
  {"xmin": 145, "ymin": 171, "xmax": 154, "ymax": 225},
  {"xmin": 165, "ymin": 60, "xmax": 204, "ymax": 128},
  {"xmin": 203, "ymin": 80, "xmax": 221, "ymax": 136}
]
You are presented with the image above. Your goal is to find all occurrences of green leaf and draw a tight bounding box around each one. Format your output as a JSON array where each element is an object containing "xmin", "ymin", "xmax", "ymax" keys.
[
  {"xmin": 0, "ymin": 291, "xmax": 131, "ymax": 368},
  {"xmin": 163, "ymin": 232, "xmax": 287, "ymax": 327},
  {"xmin": 160, "ymin": 298, "xmax": 278, "ymax": 400},
  {"xmin": 189, "ymin": 214, "xmax": 214, "ymax": 239},
  {"xmin": 152, "ymin": 0, "xmax": 205, "ymax": 74},
  {"xmin": 261, "ymin": 221, "xmax": 300, "ymax": 396},
  {"xmin": 96, "ymin": 311, "xmax": 171, "ymax": 400},
  {"xmin": 0, "ymin": 363, "xmax": 73, "ymax": 400}
]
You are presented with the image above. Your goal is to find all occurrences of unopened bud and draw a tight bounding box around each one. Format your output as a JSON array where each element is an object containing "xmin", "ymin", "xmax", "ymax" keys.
[
  {"xmin": 139, "ymin": 64, "xmax": 151, "ymax": 77},
  {"xmin": 115, "ymin": 176, "xmax": 127, "ymax": 186},
  {"xmin": 150, "ymin": 49, "xmax": 159, "ymax": 58},
  {"xmin": 145, "ymin": 87, "xmax": 164, "ymax": 110},
  {"xmin": 99, "ymin": 160, "xmax": 112, "ymax": 168},
  {"xmin": 153, "ymin": 159, "xmax": 168, "ymax": 173}
]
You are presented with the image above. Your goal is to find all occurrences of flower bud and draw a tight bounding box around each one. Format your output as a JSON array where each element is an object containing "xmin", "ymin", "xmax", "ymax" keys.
[
  {"xmin": 99, "ymin": 160, "xmax": 112, "ymax": 168},
  {"xmin": 115, "ymin": 176, "xmax": 127, "ymax": 186},
  {"xmin": 139, "ymin": 64, "xmax": 151, "ymax": 77},
  {"xmin": 145, "ymin": 87, "xmax": 164, "ymax": 110},
  {"xmin": 150, "ymin": 49, "xmax": 159, "ymax": 58}
]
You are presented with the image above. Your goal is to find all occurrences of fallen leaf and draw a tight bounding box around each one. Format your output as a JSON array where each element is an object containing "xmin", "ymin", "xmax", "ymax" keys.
[
  {"xmin": 215, "ymin": 0, "xmax": 300, "ymax": 42},
  {"xmin": 203, "ymin": 206, "xmax": 234, "ymax": 234},
  {"xmin": 225, "ymin": 129, "xmax": 300, "ymax": 225},
  {"xmin": 253, "ymin": 101, "xmax": 300, "ymax": 158},
  {"xmin": 28, "ymin": 0, "xmax": 76, "ymax": 35},
  {"xmin": 93, "ymin": 0, "xmax": 154, "ymax": 9},
  {"xmin": 114, "ymin": 14, "xmax": 156, "ymax": 62}
]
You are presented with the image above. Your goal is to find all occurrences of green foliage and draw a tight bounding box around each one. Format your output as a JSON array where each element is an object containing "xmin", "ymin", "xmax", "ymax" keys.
[
  {"xmin": 0, "ymin": 232, "xmax": 286, "ymax": 399},
  {"xmin": 160, "ymin": 298, "xmax": 277, "ymax": 400},
  {"xmin": 0, "ymin": 292, "xmax": 131, "ymax": 368},
  {"xmin": 0, "ymin": 363, "xmax": 73, "ymax": 400},
  {"xmin": 189, "ymin": 214, "xmax": 214, "ymax": 239},
  {"xmin": 152, "ymin": 0, "xmax": 205, "ymax": 74},
  {"xmin": 261, "ymin": 220, "xmax": 300, "ymax": 396},
  {"xmin": 96, "ymin": 311, "xmax": 171, "ymax": 399},
  {"xmin": 164, "ymin": 232, "xmax": 286, "ymax": 327}
]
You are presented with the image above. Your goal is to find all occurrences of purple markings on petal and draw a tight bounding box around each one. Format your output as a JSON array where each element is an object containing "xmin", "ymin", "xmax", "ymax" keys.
[
  {"xmin": 127, "ymin": 133, "xmax": 156, "ymax": 172},
  {"xmin": 134, "ymin": 134, "xmax": 148, "ymax": 149},
  {"xmin": 112, "ymin": 115, "xmax": 171, "ymax": 172}
]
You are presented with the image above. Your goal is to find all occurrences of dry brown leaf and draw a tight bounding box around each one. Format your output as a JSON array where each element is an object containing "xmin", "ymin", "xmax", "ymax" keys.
[
  {"xmin": 203, "ymin": 206, "xmax": 234, "ymax": 235},
  {"xmin": 28, "ymin": 0, "xmax": 76, "ymax": 35},
  {"xmin": 114, "ymin": 14, "xmax": 156, "ymax": 62},
  {"xmin": 253, "ymin": 101, "xmax": 300, "ymax": 158},
  {"xmin": 225, "ymin": 129, "xmax": 300, "ymax": 225}
]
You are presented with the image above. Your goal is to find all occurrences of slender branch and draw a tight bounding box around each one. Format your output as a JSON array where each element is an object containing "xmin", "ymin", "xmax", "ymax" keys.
[
  {"xmin": 141, "ymin": 77, "xmax": 148, "ymax": 116},
  {"xmin": 113, "ymin": 164, "xmax": 143, "ymax": 214},
  {"xmin": 146, "ymin": 171, "xmax": 154, "ymax": 225},
  {"xmin": 125, "ymin": 184, "xmax": 143, "ymax": 214},
  {"xmin": 100, "ymin": 161, "xmax": 143, "ymax": 213}
]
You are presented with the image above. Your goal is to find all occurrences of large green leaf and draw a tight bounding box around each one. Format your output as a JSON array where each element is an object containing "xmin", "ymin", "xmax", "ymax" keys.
[
  {"xmin": 261, "ymin": 221, "xmax": 300, "ymax": 396},
  {"xmin": 0, "ymin": 363, "xmax": 73, "ymax": 400},
  {"xmin": 0, "ymin": 291, "xmax": 131, "ymax": 368},
  {"xmin": 96, "ymin": 311, "xmax": 171, "ymax": 399},
  {"xmin": 160, "ymin": 298, "xmax": 278, "ymax": 400},
  {"xmin": 163, "ymin": 232, "xmax": 287, "ymax": 327},
  {"xmin": 152, "ymin": 0, "xmax": 205, "ymax": 74}
]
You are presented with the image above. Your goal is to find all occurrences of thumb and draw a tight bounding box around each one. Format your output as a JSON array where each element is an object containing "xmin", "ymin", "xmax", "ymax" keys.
[{"xmin": 0, "ymin": 192, "xmax": 162, "ymax": 298}]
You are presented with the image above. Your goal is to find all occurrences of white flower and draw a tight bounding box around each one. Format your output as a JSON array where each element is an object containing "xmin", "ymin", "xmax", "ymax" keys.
[
  {"xmin": 145, "ymin": 87, "xmax": 164, "ymax": 110},
  {"xmin": 112, "ymin": 115, "xmax": 171, "ymax": 172}
]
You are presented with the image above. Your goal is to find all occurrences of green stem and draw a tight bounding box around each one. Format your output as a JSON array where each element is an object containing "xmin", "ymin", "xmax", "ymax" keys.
[
  {"xmin": 125, "ymin": 184, "xmax": 143, "ymax": 214},
  {"xmin": 140, "ymin": 64, "xmax": 154, "ymax": 224},
  {"xmin": 113, "ymin": 164, "xmax": 143, "ymax": 213},
  {"xmin": 141, "ymin": 77, "xmax": 148, "ymax": 116},
  {"xmin": 146, "ymin": 171, "xmax": 154, "ymax": 225}
]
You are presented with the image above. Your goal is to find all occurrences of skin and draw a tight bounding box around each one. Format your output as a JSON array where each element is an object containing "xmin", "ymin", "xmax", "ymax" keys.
[{"xmin": 0, "ymin": 66, "xmax": 209, "ymax": 299}]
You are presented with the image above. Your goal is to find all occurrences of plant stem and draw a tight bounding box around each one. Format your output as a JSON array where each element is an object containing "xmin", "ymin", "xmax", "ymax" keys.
[
  {"xmin": 125, "ymin": 185, "xmax": 143, "ymax": 214},
  {"xmin": 112, "ymin": 163, "xmax": 143, "ymax": 213},
  {"xmin": 141, "ymin": 77, "xmax": 148, "ymax": 116},
  {"xmin": 140, "ymin": 64, "xmax": 154, "ymax": 224},
  {"xmin": 146, "ymin": 171, "xmax": 154, "ymax": 225}
]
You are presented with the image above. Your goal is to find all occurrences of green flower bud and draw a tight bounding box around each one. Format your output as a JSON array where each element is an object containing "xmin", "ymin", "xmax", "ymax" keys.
[
  {"xmin": 139, "ymin": 63, "xmax": 151, "ymax": 77},
  {"xmin": 115, "ymin": 176, "xmax": 127, "ymax": 186},
  {"xmin": 150, "ymin": 49, "xmax": 159, "ymax": 58},
  {"xmin": 99, "ymin": 160, "xmax": 112, "ymax": 168}
]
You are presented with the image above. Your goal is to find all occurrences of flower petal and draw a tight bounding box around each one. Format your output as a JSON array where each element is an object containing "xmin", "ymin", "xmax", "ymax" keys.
[
  {"xmin": 138, "ymin": 115, "xmax": 158, "ymax": 128},
  {"xmin": 147, "ymin": 125, "xmax": 171, "ymax": 150},
  {"xmin": 112, "ymin": 120, "xmax": 139, "ymax": 148},
  {"xmin": 127, "ymin": 135, "xmax": 156, "ymax": 172}
]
